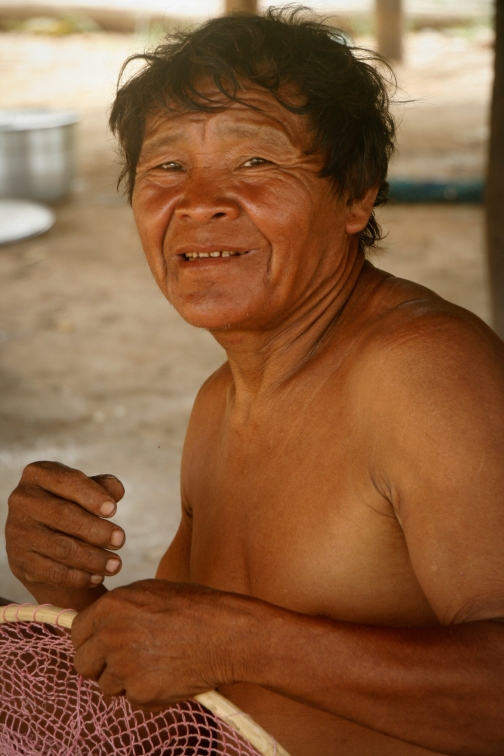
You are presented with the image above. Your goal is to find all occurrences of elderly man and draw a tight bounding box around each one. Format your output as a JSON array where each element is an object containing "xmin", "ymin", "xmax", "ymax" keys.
[{"xmin": 5, "ymin": 10, "xmax": 504, "ymax": 756}]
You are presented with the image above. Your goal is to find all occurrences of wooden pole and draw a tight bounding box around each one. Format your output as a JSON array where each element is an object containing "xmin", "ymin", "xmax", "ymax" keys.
[
  {"xmin": 375, "ymin": 0, "xmax": 403, "ymax": 62},
  {"xmin": 486, "ymin": 0, "xmax": 504, "ymax": 338},
  {"xmin": 225, "ymin": 0, "xmax": 257, "ymax": 14}
]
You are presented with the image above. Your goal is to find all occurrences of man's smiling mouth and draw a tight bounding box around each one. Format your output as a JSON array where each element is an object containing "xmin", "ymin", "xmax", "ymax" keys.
[{"xmin": 183, "ymin": 250, "xmax": 249, "ymax": 260}]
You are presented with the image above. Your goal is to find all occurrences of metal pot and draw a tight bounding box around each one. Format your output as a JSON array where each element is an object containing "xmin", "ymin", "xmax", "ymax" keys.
[{"xmin": 0, "ymin": 110, "xmax": 79, "ymax": 203}]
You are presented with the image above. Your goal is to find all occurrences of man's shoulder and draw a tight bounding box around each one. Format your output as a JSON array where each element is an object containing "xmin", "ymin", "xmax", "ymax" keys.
[
  {"xmin": 351, "ymin": 270, "xmax": 504, "ymax": 423},
  {"xmin": 356, "ymin": 269, "xmax": 500, "ymax": 368}
]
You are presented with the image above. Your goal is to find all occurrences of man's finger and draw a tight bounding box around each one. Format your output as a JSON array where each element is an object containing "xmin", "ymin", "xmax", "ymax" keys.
[
  {"xmin": 73, "ymin": 639, "xmax": 108, "ymax": 681},
  {"xmin": 32, "ymin": 529, "xmax": 122, "ymax": 577},
  {"xmin": 22, "ymin": 551, "xmax": 105, "ymax": 590},
  {"xmin": 17, "ymin": 492, "xmax": 125, "ymax": 550},
  {"xmin": 22, "ymin": 461, "xmax": 120, "ymax": 517},
  {"xmin": 90, "ymin": 474, "xmax": 125, "ymax": 513},
  {"xmin": 97, "ymin": 665, "xmax": 127, "ymax": 697},
  {"xmin": 71, "ymin": 599, "xmax": 104, "ymax": 649}
]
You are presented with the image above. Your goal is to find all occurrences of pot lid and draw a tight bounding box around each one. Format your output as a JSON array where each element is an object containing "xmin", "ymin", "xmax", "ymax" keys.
[{"xmin": 0, "ymin": 200, "xmax": 55, "ymax": 245}]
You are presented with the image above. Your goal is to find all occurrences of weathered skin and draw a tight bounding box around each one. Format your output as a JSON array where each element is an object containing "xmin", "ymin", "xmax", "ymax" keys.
[{"xmin": 6, "ymin": 84, "xmax": 504, "ymax": 756}]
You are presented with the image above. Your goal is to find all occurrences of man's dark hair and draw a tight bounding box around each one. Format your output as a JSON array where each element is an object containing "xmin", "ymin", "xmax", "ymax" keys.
[{"xmin": 110, "ymin": 7, "xmax": 396, "ymax": 250}]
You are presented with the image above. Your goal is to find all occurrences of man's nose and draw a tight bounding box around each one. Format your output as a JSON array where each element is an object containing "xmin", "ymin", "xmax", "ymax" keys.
[{"xmin": 174, "ymin": 175, "xmax": 240, "ymax": 224}]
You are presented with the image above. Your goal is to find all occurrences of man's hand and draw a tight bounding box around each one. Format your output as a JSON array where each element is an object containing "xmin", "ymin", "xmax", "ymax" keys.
[
  {"xmin": 6, "ymin": 461, "xmax": 126, "ymax": 609},
  {"xmin": 72, "ymin": 580, "xmax": 248, "ymax": 709}
]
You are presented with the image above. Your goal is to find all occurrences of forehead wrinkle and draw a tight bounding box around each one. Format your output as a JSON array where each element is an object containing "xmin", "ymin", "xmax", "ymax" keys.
[
  {"xmin": 146, "ymin": 77, "xmax": 311, "ymax": 146},
  {"xmin": 213, "ymin": 118, "xmax": 297, "ymax": 150},
  {"xmin": 202, "ymin": 96, "xmax": 307, "ymax": 148},
  {"xmin": 141, "ymin": 107, "xmax": 301, "ymax": 162},
  {"xmin": 140, "ymin": 109, "xmax": 213, "ymax": 158},
  {"xmin": 192, "ymin": 84, "xmax": 311, "ymax": 148},
  {"xmin": 140, "ymin": 132, "xmax": 186, "ymax": 159}
]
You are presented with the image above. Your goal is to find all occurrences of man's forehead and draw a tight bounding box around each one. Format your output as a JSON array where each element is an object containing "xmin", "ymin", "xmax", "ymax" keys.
[{"xmin": 141, "ymin": 83, "xmax": 311, "ymax": 152}]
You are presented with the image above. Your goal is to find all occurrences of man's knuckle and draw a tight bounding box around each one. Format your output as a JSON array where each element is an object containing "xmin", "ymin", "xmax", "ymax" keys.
[
  {"xmin": 8, "ymin": 484, "xmax": 50, "ymax": 524},
  {"xmin": 75, "ymin": 516, "xmax": 106, "ymax": 545},
  {"xmin": 51, "ymin": 536, "xmax": 76, "ymax": 563},
  {"xmin": 22, "ymin": 461, "xmax": 79, "ymax": 493},
  {"xmin": 23, "ymin": 460, "xmax": 54, "ymax": 479},
  {"xmin": 77, "ymin": 513, "xmax": 97, "ymax": 536},
  {"xmin": 49, "ymin": 563, "xmax": 88, "ymax": 588},
  {"xmin": 22, "ymin": 461, "xmax": 42, "ymax": 478},
  {"xmin": 48, "ymin": 561, "xmax": 70, "ymax": 585},
  {"xmin": 68, "ymin": 468, "xmax": 87, "ymax": 486},
  {"xmin": 62, "ymin": 505, "xmax": 84, "ymax": 532},
  {"xmin": 72, "ymin": 571, "xmax": 91, "ymax": 589},
  {"xmin": 7, "ymin": 488, "xmax": 29, "ymax": 513},
  {"xmin": 7, "ymin": 490, "xmax": 18, "ymax": 510}
]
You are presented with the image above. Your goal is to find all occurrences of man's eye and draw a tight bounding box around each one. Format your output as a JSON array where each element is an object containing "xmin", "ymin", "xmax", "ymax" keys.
[
  {"xmin": 243, "ymin": 157, "xmax": 271, "ymax": 168},
  {"xmin": 157, "ymin": 162, "xmax": 183, "ymax": 171}
]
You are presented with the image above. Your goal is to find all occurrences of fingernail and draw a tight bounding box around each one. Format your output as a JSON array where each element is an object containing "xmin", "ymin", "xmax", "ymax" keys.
[
  {"xmin": 90, "ymin": 574, "xmax": 104, "ymax": 585},
  {"xmin": 105, "ymin": 557, "xmax": 121, "ymax": 574},
  {"xmin": 100, "ymin": 500, "xmax": 116, "ymax": 517},
  {"xmin": 100, "ymin": 474, "xmax": 118, "ymax": 479},
  {"xmin": 110, "ymin": 529, "xmax": 124, "ymax": 548}
]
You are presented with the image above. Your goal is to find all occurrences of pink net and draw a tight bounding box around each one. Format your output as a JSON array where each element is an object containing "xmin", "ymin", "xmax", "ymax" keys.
[{"xmin": 0, "ymin": 621, "xmax": 262, "ymax": 756}]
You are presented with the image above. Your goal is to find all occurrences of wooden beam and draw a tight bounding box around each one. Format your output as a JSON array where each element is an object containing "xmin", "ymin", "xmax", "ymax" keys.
[
  {"xmin": 375, "ymin": 0, "xmax": 403, "ymax": 62},
  {"xmin": 225, "ymin": 0, "xmax": 257, "ymax": 14},
  {"xmin": 486, "ymin": 0, "xmax": 504, "ymax": 338}
]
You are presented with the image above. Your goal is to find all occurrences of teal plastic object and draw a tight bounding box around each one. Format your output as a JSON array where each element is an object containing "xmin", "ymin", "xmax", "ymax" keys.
[{"xmin": 388, "ymin": 178, "xmax": 484, "ymax": 204}]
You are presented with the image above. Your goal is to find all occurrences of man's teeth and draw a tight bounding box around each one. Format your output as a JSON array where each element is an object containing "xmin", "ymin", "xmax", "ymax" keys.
[{"xmin": 184, "ymin": 250, "xmax": 245, "ymax": 260}]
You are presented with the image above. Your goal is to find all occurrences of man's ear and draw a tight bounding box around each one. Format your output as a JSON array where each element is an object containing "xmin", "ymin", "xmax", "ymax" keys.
[{"xmin": 345, "ymin": 185, "xmax": 380, "ymax": 235}]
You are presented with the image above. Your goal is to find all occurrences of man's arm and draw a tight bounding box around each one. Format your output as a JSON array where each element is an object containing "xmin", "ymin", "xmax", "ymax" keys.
[
  {"xmin": 233, "ymin": 597, "xmax": 504, "ymax": 755},
  {"xmin": 71, "ymin": 311, "xmax": 504, "ymax": 755},
  {"xmin": 368, "ymin": 309, "xmax": 504, "ymax": 629},
  {"xmin": 71, "ymin": 577, "xmax": 504, "ymax": 755}
]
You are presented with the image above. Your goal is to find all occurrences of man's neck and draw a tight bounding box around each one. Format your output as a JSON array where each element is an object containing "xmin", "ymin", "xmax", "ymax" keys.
[{"xmin": 209, "ymin": 241, "xmax": 366, "ymax": 411}]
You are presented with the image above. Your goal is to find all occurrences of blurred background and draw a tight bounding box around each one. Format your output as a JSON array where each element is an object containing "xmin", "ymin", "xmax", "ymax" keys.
[{"xmin": 0, "ymin": 0, "xmax": 494, "ymax": 600}]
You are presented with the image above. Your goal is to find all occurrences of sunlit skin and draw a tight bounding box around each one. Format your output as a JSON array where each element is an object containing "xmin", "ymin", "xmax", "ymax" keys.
[
  {"xmin": 131, "ymin": 87, "xmax": 371, "ymax": 338},
  {"xmin": 6, "ymin": 82, "xmax": 504, "ymax": 756}
]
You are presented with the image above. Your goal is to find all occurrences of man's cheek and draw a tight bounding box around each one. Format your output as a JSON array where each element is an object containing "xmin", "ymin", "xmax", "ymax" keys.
[
  {"xmin": 133, "ymin": 182, "xmax": 172, "ymax": 234},
  {"xmin": 134, "ymin": 222, "xmax": 171, "ymax": 297},
  {"xmin": 133, "ymin": 199, "xmax": 171, "ymax": 283}
]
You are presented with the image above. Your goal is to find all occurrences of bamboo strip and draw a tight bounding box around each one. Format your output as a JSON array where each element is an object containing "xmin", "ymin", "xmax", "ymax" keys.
[
  {"xmin": 0, "ymin": 603, "xmax": 76, "ymax": 628},
  {"xmin": 196, "ymin": 689, "xmax": 291, "ymax": 756},
  {"xmin": 0, "ymin": 604, "xmax": 291, "ymax": 756}
]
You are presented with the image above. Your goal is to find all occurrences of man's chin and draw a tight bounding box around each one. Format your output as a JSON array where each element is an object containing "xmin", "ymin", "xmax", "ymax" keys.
[{"xmin": 172, "ymin": 302, "xmax": 254, "ymax": 332}]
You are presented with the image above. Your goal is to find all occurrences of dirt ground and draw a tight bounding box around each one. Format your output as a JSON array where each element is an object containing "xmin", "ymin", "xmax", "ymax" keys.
[{"xmin": 0, "ymin": 25, "xmax": 494, "ymax": 601}]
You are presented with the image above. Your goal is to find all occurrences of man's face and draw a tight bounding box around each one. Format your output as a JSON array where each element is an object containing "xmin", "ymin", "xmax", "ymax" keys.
[{"xmin": 133, "ymin": 81, "xmax": 371, "ymax": 333}]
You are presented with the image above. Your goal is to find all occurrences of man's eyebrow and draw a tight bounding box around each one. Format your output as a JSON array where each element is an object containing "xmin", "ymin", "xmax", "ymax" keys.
[{"xmin": 139, "ymin": 133, "xmax": 186, "ymax": 159}]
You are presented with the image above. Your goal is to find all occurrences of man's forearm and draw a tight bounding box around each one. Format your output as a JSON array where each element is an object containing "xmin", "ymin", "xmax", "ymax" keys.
[{"xmin": 233, "ymin": 599, "xmax": 504, "ymax": 756}]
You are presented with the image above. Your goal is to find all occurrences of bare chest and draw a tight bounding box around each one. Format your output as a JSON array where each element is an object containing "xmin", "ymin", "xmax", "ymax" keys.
[{"xmin": 183, "ymin": 399, "xmax": 437, "ymax": 627}]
